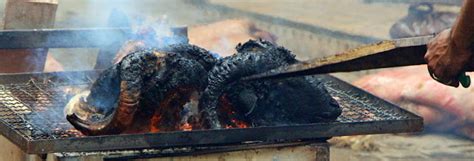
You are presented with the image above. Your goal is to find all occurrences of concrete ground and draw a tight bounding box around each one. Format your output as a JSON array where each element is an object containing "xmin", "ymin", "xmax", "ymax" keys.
[{"xmin": 0, "ymin": 0, "xmax": 472, "ymax": 160}]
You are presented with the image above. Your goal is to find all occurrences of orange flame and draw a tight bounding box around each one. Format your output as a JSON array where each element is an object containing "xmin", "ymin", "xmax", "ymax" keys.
[
  {"xmin": 219, "ymin": 94, "xmax": 250, "ymax": 129},
  {"xmin": 150, "ymin": 115, "xmax": 161, "ymax": 133},
  {"xmin": 179, "ymin": 123, "xmax": 193, "ymax": 131},
  {"xmin": 231, "ymin": 119, "xmax": 248, "ymax": 128}
]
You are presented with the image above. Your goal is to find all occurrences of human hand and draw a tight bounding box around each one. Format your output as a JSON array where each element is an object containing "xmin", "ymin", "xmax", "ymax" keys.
[{"xmin": 425, "ymin": 29, "xmax": 473, "ymax": 87}]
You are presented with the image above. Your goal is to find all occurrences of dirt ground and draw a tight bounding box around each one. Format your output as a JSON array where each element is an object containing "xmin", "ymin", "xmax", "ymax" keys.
[
  {"xmin": 330, "ymin": 134, "xmax": 474, "ymax": 161},
  {"xmin": 0, "ymin": 0, "xmax": 473, "ymax": 160}
]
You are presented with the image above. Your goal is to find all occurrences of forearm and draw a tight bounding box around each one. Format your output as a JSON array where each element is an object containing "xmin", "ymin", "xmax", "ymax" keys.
[{"xmin": 451, "ymin": 0, "xmax": 474, "ymax": 51}]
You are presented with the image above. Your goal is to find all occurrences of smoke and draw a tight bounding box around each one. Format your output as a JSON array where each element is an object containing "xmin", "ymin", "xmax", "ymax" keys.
[
  {"xmin": 49, "ymin": 1, "xmax": 195, "ymax": 125},
  {"xmin": 50, "ymin": 0, "xmax": 188, "ymax": 71}
]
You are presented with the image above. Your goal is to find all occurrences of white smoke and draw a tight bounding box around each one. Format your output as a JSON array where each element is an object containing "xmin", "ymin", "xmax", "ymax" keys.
[{"xmin": 50, "ymin": 0, "xmax": 187, "ymax": 71}]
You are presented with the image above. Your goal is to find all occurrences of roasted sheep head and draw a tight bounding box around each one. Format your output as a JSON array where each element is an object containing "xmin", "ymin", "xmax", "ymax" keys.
[
  {"xmin": 199, "ymin": 39, "xmax": 341, "ymax": 129},
  {"xmin": 65, "ymin": 39, "xmax": 342, "ymax": 136},
  {"xmin": 66, "ymin": 44, "xmax": 216, "ymax": 135}
]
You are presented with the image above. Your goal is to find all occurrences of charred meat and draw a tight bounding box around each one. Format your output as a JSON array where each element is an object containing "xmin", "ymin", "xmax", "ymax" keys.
[
  {"xmin": 66, "ymin": 44, "xmax": 214, "ymax": 135},
  {"xmin": 66, "ymin": 40, "xmax": 342, "ymax": 135},
  {"xmin": 200, "ymin": 40, "xmax": 341, "ymax": 128}
]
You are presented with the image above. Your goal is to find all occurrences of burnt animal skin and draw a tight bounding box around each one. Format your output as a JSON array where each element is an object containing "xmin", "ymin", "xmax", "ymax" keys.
[
  {"xmin": 223, "ymin": 76, "xmax": 341, "ymax": 126},
  {"xmin": 199, "ymin": 39, "xmax": 341, "ymax": 129},
  {"xmin": 160, "ymin": 44, "xmax": 217, "ymax": 71},
  {"xmin": 67, "ymin": 39, "xmax": 342, "ymax": 135},
  {"xmin": 67, "ymin": 45, "xmax": 213, "ymax": 135}
]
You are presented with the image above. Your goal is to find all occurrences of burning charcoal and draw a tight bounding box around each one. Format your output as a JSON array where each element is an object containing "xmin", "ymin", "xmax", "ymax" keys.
[
  {"xmin": 199, "ymin": 39, "xmax": 341, "ymax": 128},
  {"xmin": 66, "ymin": 44, "xmax": 214, "ymax": 135}
]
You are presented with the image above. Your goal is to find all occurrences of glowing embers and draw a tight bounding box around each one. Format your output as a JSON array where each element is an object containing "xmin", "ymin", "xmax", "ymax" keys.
[
  {"xmin": 218, "ymin": 94, "xmax": 250, "ymax": 129},
  {"xmin": 149, "ymin": 92, "xmax": 249, "ymax": 133}
]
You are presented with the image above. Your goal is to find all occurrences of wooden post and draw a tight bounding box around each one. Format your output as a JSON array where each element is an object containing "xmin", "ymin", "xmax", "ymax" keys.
[{"xmin": 0, "ymin": 0, "xmax": 58, "ymax": 73}]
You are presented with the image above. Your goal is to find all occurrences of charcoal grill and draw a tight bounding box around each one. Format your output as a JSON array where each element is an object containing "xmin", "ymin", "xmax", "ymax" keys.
[{"xmin": 0, "ymin": 70, "xmax": 423, "ymax": 154}]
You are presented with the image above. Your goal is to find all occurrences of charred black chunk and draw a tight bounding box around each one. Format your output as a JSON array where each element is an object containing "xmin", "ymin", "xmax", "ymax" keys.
[
  {"xmin": 67, "ymin": 39, "xmax": 342, "ymax": 135},
  {"xmin": 160, "ymin": 44, "xmax": 218, "ymax": 71},
  {"xmin": 199, "ymin": 39, "xmax": 341, "ymax": 128},
  {"xmin": 223, "ymin": 76, "xmax": 341, "ymax": 126},
  {"xmin": 67, "ymin": 44, "xmax": 214, "ymax": 135}
]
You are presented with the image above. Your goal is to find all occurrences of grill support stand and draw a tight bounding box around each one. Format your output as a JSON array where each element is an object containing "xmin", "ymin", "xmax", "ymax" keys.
[{"xmin": 50, "ymin": 141, "xmax": 329, "ymax": 161}]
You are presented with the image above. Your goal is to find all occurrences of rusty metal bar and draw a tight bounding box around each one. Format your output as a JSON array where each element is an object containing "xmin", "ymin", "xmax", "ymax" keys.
[
  {"xmin": 0, "ymin": 28, "xmax": 131, "ymax": 49},
  {"xmin": 0, "ymin": 27, "xmax": 189, "ymax": 50},
  {"xmin": 243, "ymin": 35, "xmax": 436, "ymax": 80}
]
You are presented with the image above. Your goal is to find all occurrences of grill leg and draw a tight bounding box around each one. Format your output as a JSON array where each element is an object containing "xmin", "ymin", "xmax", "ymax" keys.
[
  {"xmin": 24, "ymin": 154, "xmax": 47, "ymax": 161},
  {"xmin": 39, "ymin": 154, "xmax": 47, "ymax": 161},
  {"xmin": 312, "ymin": 142, "xmax": 330, "ymax": 161}
]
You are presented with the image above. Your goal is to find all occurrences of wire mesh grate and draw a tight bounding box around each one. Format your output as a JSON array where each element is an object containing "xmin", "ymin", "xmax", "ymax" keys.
[
  {"xmin": 0, "ymin": 74, "xmax": 410, "ymax": 141},
  {"xmin": 0, "ymin": 80, "xmax": 88, "ymax": 140}
]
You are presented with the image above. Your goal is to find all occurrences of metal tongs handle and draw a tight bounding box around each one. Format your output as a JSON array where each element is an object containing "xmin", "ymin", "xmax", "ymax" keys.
[{"xmin": 243, "ymin": 35, "xmax": 474, "ymax": 88}]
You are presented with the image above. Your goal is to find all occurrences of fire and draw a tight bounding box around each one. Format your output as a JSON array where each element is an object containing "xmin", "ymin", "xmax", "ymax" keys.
[
  {"xmin": 179, "ymin": 123, "xmax": 193, "ymax": 131},
  {"xmin": 225, "ymin": 119, "xmax": 249, "ymax": 129},
  {"xmin": 149, "ymin": 94, "xmax": 250, "ymax": 132},
  {"xmin": 133, "ymin": 93, "xmax": 251, "ymax": 134},
  {"xmin": 219, "ymin": 94, "xmax": 250, "ymax": 129},
  {"xmin": 150, "ymin": 115, "xmax": 161, "ymax": 133},
  {"xmin": 231, "ymin": 119, "xmax": 248, "ymax": 128}
]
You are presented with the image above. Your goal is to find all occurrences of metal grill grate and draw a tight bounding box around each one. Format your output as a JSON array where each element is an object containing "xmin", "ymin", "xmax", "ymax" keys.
[
  {"xmin": 329, "ymin": 86, "xmax": 410, "ymax": 123},
  {"xmin": 0, "ymin": 81, "xmax": 88, "ymax": 140},
  {"xmin": 0, "ymin": 71, "xmax": 422, "ymax": 153}
]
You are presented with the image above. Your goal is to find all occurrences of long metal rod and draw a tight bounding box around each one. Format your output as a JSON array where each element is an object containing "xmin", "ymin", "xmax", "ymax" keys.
[
  {"xmin": 0, "ymin": 27, "xmax": 188, "ymax": 50},
  {"xmin": 0, "ymin": 28, "xmax": 132, "ymax": 49},
  {"xmin": 243, "ymin": 35, "xmax": 439, "ymax": 81}
]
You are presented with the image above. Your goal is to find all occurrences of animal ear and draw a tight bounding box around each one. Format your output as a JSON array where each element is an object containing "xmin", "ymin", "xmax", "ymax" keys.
[{"xmin": 235, "ymin": 89, "xmax": 258, "ymax": 116}]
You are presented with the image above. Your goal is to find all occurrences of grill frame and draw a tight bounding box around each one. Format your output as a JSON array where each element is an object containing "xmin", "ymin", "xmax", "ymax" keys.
[{"xmin": 0, "ymin": 71, "xmax": 423, "ymax": 154}]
